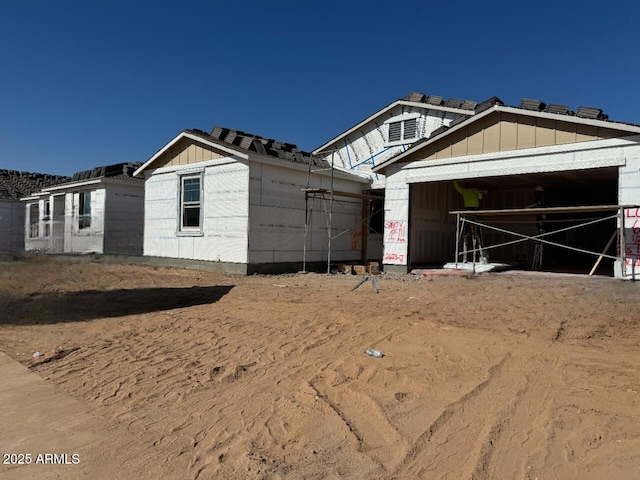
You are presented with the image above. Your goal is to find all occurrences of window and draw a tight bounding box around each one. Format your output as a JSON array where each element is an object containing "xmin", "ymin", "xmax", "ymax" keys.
[
  {"xmin": 385, "ymin": 114, "xmax": 420, "ymax": 145},
  {"xmin": 43, "ymin": 200, "xmax": 51, "ymax": 237},
  {"xmin": 29, "ymin": 203, "xmax": 39, "ymax": 238},
  {"xmin": 180, "ymin": 175, "xmax": 202, "ymax": 230},
  {"xmin": 79, "ymin": 191, "xmax": 91, "ymax": 229}
]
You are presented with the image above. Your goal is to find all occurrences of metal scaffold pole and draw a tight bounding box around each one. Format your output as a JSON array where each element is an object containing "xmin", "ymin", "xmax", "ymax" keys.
[
  {"xmin": 302, "ymin": 149, "xmax": 382, "ymax": 275},
  {"xmin": 327, "ymin": 151, "xmax": 334, "ymax": 274}
]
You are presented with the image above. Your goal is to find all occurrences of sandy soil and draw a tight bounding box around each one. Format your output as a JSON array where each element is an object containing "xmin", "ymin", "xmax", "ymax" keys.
[{"xmin": 0, "ymin": 258, "xmax": 639, "ymax": 479}]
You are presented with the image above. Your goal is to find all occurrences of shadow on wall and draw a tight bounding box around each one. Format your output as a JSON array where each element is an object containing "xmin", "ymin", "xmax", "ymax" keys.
[{"xmin": 0, "ymin": 285, "xmax": 234, "ymax": 325}]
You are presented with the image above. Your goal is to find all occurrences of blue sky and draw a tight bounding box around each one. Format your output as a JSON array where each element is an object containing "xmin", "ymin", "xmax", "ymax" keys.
[{"xmin": 1, "ymin": 0, "xmax": 639, "ymax": 176}]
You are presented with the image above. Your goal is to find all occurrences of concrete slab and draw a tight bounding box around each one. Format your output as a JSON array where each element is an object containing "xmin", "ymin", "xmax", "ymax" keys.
[
  {"xmin": 0, "ymin": 352, "xmax": 150, "ymax": 480},
  {"xmin": 442, "ymin": 262, "xmax": 510, "ymax": 273}
]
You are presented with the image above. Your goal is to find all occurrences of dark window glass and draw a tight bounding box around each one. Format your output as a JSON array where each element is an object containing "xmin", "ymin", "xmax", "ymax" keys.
[{"xmin": 181, "ymin": 176, "xmax": 201, "ymax": 229}]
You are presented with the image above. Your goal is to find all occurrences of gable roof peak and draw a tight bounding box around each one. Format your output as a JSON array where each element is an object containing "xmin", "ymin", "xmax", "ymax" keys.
[
  {"xmin": 175, "ymin": 126, "xmax": 327, "ymax": 169},
  {"xmin": 400, "ymin": 92, "xmax": 483, "ymax": 111},
  {"xmin": 403, "ymin": 92, "xmax": 427, "ymax": 103}
]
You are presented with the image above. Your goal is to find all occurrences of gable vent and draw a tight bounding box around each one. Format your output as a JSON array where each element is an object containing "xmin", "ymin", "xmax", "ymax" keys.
[
  {"xmin": 388, "ymin": 122, "xmax": 402, "ymax": 142},
  {"xmin": 403, "ymin": 118, "xmax": 417, "ymax": 140}
]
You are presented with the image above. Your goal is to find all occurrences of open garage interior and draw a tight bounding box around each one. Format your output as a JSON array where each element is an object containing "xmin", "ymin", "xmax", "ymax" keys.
[{"xmin": 408, "ymin": 166, "xmax": 619, "ymax": 275}]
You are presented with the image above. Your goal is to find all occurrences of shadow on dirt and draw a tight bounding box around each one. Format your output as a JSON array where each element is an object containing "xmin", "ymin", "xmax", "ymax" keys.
[{"xmin": 0, "ymin": 285, "xmax": 234, "ymax": 325}]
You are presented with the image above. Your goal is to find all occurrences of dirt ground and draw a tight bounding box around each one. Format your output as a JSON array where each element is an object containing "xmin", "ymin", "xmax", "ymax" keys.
[{"xmin": 0, "ymin": 258, "xmax": 639, "ymax": 480}]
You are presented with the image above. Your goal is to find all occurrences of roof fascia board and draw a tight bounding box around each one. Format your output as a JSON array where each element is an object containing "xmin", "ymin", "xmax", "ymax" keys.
[
  {"xmin": 20, "ymin": 191, "xmax": 66, "ymax": 201},
  {"xmin": 21, "ymin": 178, "xmax": 103, "ymax": 199},
  {"xmin": 400, "ymin": 134, "xmax": 638, "ymax": 173},
  {"xmin": 250, "ymin": 152, "xmax": 371, "ymax": 184},
  {"xmin": 312, "ymin": 100, "xmax": 474, "ymax": 155},
  {"xmin": 400, "ymin": 100, "xmax": 474, "ymax": 116},
  {"xmin": 147, "ymin": 149, "xmax": 370, "ymax": 185},
  {"xmin": 497, "ymin": 105, "xmax": 640, "ymax": 133},
  {"xmin": 150, "ymin": 157, "xmax": 241, "ymax": 176},
  {"xmin": 98, "ymin": 177, "xmax": 144, "ymax": 188},
  {"xmin": 134, "ymin": 131, "xmax": 249, "ymax": 177},
  {"xmin": 43, "ymin": 178, "xmax": 104, "ymax": 192}
]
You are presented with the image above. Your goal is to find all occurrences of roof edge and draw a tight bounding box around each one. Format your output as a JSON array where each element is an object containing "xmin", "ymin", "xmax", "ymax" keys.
[
  {"xmin": 372, "ymin": 104, "xmax": 640, "ymax": 173},
  {"xmin": 134, "ymin": 131, "xmax": 249, "ymax": 177},
  {"xmin": 312, "ymin": 99, "xmax": 475, "ymax": 155}
]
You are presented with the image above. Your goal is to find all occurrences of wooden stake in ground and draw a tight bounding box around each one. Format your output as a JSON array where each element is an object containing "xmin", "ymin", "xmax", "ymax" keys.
[{"xmin": 351, "ymin": 275, "xmax": 379, "ymax": 293}]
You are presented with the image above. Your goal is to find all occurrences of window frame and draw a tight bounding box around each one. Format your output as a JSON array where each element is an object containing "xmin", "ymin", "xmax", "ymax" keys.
[
  {"xmin": 384, "ymin": 113, "xmax": 421, "ymax": 147},
  {"xmin": 78, "ymin": 191, "xmax": 91, "ymax": 230},
  {"xmin": 178, "ymin": 173, "xmax": 204, "ymax": 235},
  {"xmin": 43, "ymin": 199, "xmax": 51, "ymax": 237},
  {"xmin": 28, "ymin": 203, "xmax": 39, "ymax": 239}
]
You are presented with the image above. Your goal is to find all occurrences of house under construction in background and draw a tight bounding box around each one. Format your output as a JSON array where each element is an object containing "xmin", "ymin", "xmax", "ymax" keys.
[
  {"xmin": 23, "ymin": 162, "xmax": 144, "ymax": 256},
  {"xmin": 134, "ymin": 127, "xmax": 377, "ymax": 274},
  {"xmin": 0, "ymin": 169, "xmax": 69, "ymax": 257},
  {"xmin": 11, "ymin": 92, "xmax": 640, "ymax": 279}
]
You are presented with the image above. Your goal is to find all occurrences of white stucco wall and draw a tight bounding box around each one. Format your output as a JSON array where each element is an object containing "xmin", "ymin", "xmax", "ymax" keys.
[
  {"xmin": 143, "ymin": 158, "xmax": 250, "ymax": 264},
  {"xmin": 25, "ymin": 194, "xmax": 68, "ymax": 253},
  {"xmin": 248, "ymin": 161, "xmax": 365, "ymax": 265},
  {"xmin": 64, "ymin": 188, "xmax": 106, "ymax": 254},
  {"xmin": 382, "ymin": 135, "xmax": 640, "ymax": 275},
  {"xmin": 615, "ymin": 138, "xmax": 640, "ymax": 279},
  {"xmin": 24, "ymin": 198, "xmax": 48, "ymax": 252},
  {"xmin": 382, "ymin": 164, "xmax": 410, "ymax": 267}
]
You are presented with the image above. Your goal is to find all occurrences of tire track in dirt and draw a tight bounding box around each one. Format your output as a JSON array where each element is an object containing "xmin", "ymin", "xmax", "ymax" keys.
[{"xmin": 391, "ymin": 353, "xmax": 533, "ymax": 479}]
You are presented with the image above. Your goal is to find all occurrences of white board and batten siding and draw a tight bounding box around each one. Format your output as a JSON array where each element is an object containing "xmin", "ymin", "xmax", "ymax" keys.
[
  {"xmin": 248, "ymin": 161, "xmax": 364, "ymax": 264},
  {"xmin": 0, "ymin": 200, "xmax": 25, "ymax": 255},
  {"xmin": 143, "ymin": 159, "xmax": 250, "ymax": 264},
  {"xmin": 318, "ymin": 105, "xmax": 462, "ymax": 189}
]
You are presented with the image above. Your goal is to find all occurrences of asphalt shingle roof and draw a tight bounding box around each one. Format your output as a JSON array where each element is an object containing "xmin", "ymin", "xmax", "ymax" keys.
[
  {"xmin": 186, "ymin": 128, "xmax": 329, "ymax": 168},
  {"xmin": 0, "ymin": 170, "xmax": 70, "ymax": 200},
  {"xmin": 70, "ymin": 162, "xmax": 143, "ymax": 182}
]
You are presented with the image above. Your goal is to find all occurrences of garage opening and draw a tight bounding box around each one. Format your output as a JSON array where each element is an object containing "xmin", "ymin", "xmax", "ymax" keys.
[{"xmin": 408, "ymin": 167, "xmax": 618, "ymax": 275}]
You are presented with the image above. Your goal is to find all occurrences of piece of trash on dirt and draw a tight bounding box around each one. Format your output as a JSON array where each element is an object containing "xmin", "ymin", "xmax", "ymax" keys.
[
  {"xmin": 364, "ymin": 349, "xmax": 384, "ymax": 358},
  {"xmin": 32, "ymin": 351, "xmax": 43, "ymax": 358}
]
